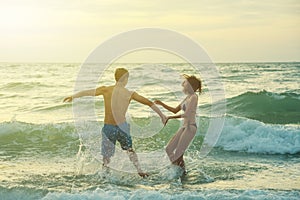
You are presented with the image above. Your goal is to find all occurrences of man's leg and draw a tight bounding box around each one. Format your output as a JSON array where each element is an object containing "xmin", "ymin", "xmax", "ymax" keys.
[
  {"xmin": 101, "ymin": 125, "xmax": 116, "ymax": 168},
  {"xmin": 103, "ymin": 156, "xmax": 110, "ymax": 167},
  {"xmin": 117, "ymin": 123, "xmax": 148, "ymax": 177},
  {"xmin": 127, "ymin": 148, "xmax": 149, "ymax": 178}
]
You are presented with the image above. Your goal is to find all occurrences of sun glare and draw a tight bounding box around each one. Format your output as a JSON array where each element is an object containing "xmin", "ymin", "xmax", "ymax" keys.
[{"xmin": 0, "ymin": 6, "xmax": 36, "ymax": 32}]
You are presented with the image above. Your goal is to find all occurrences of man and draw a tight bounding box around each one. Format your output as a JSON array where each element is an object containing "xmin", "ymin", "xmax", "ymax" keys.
[{"xmin": 64, "ymin": 68, "xmax": 166, "ymax": 177}]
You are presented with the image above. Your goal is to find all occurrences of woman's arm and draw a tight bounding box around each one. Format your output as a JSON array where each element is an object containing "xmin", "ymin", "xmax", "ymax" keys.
[
  {"xmin": 63, "ymin": 86, "xmax": 106, "ymax": 102},
  {"xmin": 165, "ymin": 95, "xmax": 198, "ymax": 122},
  {"xmin": 163, "ymin": 114, "xmax": 182, "ymax": 125},
  {"xmin": 154, "ymin": 100, "xmax": 181, "ymax": 114}
]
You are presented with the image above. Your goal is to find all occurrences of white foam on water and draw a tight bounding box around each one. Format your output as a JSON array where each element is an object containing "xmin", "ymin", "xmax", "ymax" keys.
[
  {"xmin": 216, "ymin": 116, "xmax": 300, "ymax": 154},
  {"xmin": 40, "ymin": 189, "xmax": 300, "ymax": 200}
]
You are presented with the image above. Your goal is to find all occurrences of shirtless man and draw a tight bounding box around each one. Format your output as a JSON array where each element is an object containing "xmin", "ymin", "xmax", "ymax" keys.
[{"xmin": 64, "ymin": 68, "xmax": 166, "ymax": 178}]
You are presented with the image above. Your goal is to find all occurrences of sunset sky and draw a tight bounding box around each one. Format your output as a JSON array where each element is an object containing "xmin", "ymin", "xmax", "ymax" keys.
[{"xmin": 0, "ymin": 0, "xmax": 299, "ymax": 63}]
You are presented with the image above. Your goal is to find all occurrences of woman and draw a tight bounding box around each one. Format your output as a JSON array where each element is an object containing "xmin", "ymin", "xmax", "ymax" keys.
[{"xmin": 155, "ymin": 74, "xmax": 201, "ymax": 174}]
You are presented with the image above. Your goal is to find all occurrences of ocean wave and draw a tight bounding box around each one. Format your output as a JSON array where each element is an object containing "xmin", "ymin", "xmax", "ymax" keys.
[
  {"xmin": 0, "ymin": 121, "xmax": 76, "ymax": 138},
  {"xmin": 225, "ymin": 90, "xmax": 300, "ymax": 124},
  {"xmin": 42, "ymin": 189, "xmax": 300, "ymax": 200},
  {"xmin": 216, "ymin": 116, "xmax": 300, "ymax": 154},
  {"xmin": 0, "ymin": 81, "xmax": 51, "ymax": 91},
  {"xmin": 33, "ymin": 103, "xmax": 73, "ymax": 112},
  {"xmin": 1, "ymin": 186, "xmax": 298, "ymax": 200},
  {"xmin": 1, "ymin": 116, "xmax": 299, "ymax": 157},
  {"xmin": 0, "ymin": 121, "xmax": 79, "ymax": 157}
]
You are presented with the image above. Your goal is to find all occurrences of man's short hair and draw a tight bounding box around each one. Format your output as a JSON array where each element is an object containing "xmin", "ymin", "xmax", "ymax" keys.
[{"xmin": 115, "ymin": 68, "xmax": 129, "ymax": 82}]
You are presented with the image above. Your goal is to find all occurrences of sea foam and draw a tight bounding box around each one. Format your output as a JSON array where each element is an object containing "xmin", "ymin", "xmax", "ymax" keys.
[{"xmin": 216, "ymin": 116, "xmax": 300, "ymax": 154}]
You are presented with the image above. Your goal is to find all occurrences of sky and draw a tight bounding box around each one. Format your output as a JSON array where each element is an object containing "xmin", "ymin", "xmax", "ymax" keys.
[{"xmin": 0, "ymin": 0, "xmax": 299, "ymax": 63}]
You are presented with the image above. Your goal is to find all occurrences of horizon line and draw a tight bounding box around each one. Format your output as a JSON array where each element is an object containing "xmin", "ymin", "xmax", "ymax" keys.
[{"xmin": 1, "ymin": 60, "xmax": 300, "ymax": 64}]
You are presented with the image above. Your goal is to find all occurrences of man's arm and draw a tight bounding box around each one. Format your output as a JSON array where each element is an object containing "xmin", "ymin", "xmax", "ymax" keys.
[
  {"xmin": 63, "ymin": 86, "xmax": 106, "ymax": 102},
  {"xmin": 131, "ymin": 92, "xmax": 166, "ymax": 124},
  {"xmin": 131, "ymin": 92, "xmax": 154, "ymax": 106},
  {"xmin": 154, "ymin": 100, "xmax": 181, "ymax": 114}
]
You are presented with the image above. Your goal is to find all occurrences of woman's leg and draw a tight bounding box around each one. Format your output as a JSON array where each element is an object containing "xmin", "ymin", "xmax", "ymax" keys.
[
  {"xmin": 173, "ymin": 126, "xmax": 197, "ymax": 166},
  {"xmin": 173, "ymin": 154, "xmax": 184, "ymax": 167},
  {"xmin": 173, "ymin": 154, "xmax": 187, "ymax": 174},
  {"xmin": 165, "ymin": 128, "xmax": 185, "ymax": 162}
]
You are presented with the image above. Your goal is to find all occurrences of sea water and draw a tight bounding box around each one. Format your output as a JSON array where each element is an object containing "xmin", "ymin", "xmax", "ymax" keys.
[{"xmin": 0, "ymin": 62, "xmax": 299, "ymax": 199}]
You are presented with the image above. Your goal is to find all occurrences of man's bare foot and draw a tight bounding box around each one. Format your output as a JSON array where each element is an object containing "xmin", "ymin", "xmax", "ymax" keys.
[
  {"xmin": 182, "ymin": 168, "xmax": 187, "ymax": 176},
  {"xmin": 138, "ymin": 172, "xmax": 149, "ymax": 178},
  {"xmin": 102, "ymin": 163, "xmax": 109, "ymax": 168},
  {"xmin": 103, "ymin": 157, "xmax": 110, "ymax": 167}
]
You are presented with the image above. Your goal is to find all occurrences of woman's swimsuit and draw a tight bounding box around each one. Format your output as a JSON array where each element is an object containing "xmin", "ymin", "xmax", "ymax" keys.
[{"xmin": 181, "ymin": 96, "xmax": 197, "ymax": 129}]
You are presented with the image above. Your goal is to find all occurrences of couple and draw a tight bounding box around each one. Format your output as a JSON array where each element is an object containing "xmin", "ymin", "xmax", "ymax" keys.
[{"xmin": 63, "ymin": 68, "xmax": 202, "ymax": 178}]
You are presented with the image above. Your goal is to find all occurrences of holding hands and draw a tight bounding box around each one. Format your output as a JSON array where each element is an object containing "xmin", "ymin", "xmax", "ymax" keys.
[
  {"xmin": 154, "ymin": 100, "xmax": 170, "ymax": 126},
  {"xmin": 161, "ymin": 114, "xmax": 169, "ymax": 126},
  {"xmin": 63, "ymin": 96, "xmax": 73, "ymax": 103},
  {"xmin": 154, "ymin": 100, "xmax": 162, "ymax": 105}
]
